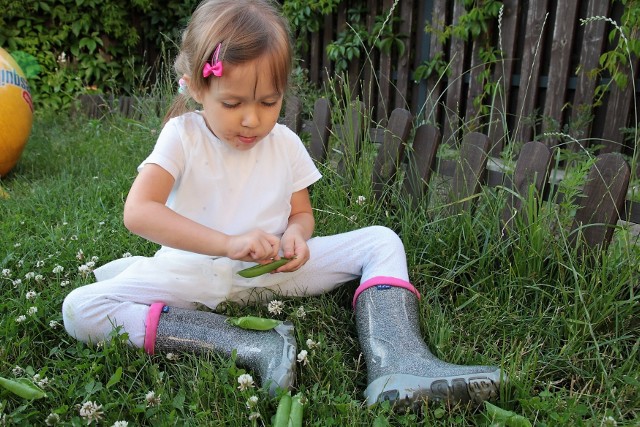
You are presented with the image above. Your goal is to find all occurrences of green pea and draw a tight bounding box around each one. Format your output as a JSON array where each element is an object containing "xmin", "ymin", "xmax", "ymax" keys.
[
  {"xmin": 226, "ymin": 316, "xmax": 282, "ymax": 331},
  {"xmin": 0, "ymin": 376, "xmax": 47, "ymax": 400},
  {"xmin": 237, "ymin": 258, "xmax": 293, "ymax": 278},
  {"xmin": 272, "ymin": 392, "xmax": 292, "ymax": 427}
]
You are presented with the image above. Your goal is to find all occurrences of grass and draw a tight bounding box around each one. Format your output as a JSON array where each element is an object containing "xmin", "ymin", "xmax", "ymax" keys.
[{"xmin": 0, "ymin": 101, "xmax": 639, "ymax": 426}]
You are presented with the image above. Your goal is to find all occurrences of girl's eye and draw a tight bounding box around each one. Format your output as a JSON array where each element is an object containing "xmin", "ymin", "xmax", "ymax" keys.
[
  {"xmin": 262, "ymin": 101, "xmax": 278, "ymax": 107},
  {"xmin": 222, "ymin": 102, "xmax": 240, "ymax": 109}
]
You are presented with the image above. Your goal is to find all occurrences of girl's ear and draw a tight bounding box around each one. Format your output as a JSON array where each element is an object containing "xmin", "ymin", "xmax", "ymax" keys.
[{"xmin": 182, "ymin": 75, "xmax": 203, "ymax": 103}]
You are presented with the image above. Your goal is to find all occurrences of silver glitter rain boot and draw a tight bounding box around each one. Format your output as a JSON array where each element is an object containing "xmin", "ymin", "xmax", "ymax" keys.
[
  {"xmin": 152, "ymin": 305, "xmax": 296, "ymax": 396},
  {"xmin": 355, "ymin": 286, "xmax": 503, "ymax": 407}
]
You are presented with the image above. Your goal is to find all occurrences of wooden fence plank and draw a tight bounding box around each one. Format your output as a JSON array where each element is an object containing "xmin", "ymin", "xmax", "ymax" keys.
[
  {"xmin": 570, "ymin": 153, "xmax": 630, "ymax": 250},
  {"xmin": 395, "ymin": 0, "xmax": 414, "ymax": 110},
  {"xmin": 309, "ymin": 98, "xmax": 332, "ymax": 163},
  {"xmin": 373, "ymin": 108, "xmax": 413, "ymax": 197},
  {"xmin": 465, "ymin": 31, "xmax": 489, "ymax": 132},
  {"xmin": 514, "ymin": 0, "xmax": 549, "ymax": 144},
  {"xmin": 570, "ymin": 0, "xmax": 610, "ymax": 146},
  {"xmin": 488, "ymin": 0, "xmax": 521, "ymax": 155},
  {"xmin": 542, "ymin": 1, "xmax": 579, "ymax": 138},
  {"xmin": 442, "ymin": 1, "xmax": 466, "ymax": 145},
  {"xmin": 403, "ymin": 124, "xmax": 441, "ymax": 203},
  {"xmin": 423, "ymin": 0, "xmax": 448, "ymax": 125},
  {"xmin": 600, "ymin": 58, "xmax": 640, "ymax": 153},
  {"xmin": 284, "ymin": 96, "xmax": 302, "ymax": 134},
  {"xmin": 376, "ymin": 0, "xmax": 395, "ymax": 122},
  {"xmin": 450, "ymin": 132, "xmax": 491, "ymax": 212},
  {"xmin": 501, "ymin": 140, "xmax": 553, "ymax": 228}
]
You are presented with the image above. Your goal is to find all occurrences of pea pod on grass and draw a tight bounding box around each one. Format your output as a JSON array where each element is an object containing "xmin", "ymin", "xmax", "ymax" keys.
[
  {"xmin": 237, "ymin": 258, "xmax": 293, "ymax": 278},
  {"xmin": 484, "ymin": 402, "xmax": 532, "ymax": 427},
  {"xmin": 226, "ymin": 316, "xmax": 282, "ymax": 331},
  {"xmin": 288, "ymin": 393, "xmax": 305, "ymax": 427},
  {"xmin": 272, "ymin": 392, "xmax": 292, "ymax": 427},
  {"xmin": 0, "ymin": 376, "xmax": 47, "ymax": 400}
]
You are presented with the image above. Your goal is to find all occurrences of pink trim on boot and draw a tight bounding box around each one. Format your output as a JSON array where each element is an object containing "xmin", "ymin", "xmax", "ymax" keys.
[
  {"xmin": 352, "ymin": 276, "xmax": 420, "ymax": 308},
  {"xmin": 144, "ymin": 302, "xmax": 165, "ymax": 355}
]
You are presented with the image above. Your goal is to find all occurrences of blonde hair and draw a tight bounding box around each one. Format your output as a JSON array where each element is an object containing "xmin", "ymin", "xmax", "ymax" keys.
[{"xmin": 163, "ymin": 0, "xmax": 293, "ymax": 124}]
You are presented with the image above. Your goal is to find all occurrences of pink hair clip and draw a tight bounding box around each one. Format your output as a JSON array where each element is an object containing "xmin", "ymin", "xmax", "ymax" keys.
[{"xmin": 203, "ymin": 43, "xmax": 223, "ymax": 78}]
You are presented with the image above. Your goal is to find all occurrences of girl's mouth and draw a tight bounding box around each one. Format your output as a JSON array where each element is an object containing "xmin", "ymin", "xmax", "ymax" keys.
[{"xmin": 238, "ymin": 135, "xmax": 257, "ymax": 144}]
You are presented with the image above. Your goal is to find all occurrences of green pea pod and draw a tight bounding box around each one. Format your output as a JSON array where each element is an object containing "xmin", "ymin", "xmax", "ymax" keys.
[
  {"xmin": 273, "ymin": 393, "xmax": 292, "ymax": 427},
  {"xmin": 237, "ymin": 258, "xmax": 293, "ymax": 278},
  {"xmin": 226, "ymin": 316, "xmax": 282, "ymax": 331},
  {"xmin": 485, "ymin": 402, "xmax": 532, "ymax": 427},
  {"xmin": 288, "ymin": 393, "xmax": 304, "ymax": 427},
  {"xmin": 0, "ymin": 376, "xmax": 47, "ymax": 400}
]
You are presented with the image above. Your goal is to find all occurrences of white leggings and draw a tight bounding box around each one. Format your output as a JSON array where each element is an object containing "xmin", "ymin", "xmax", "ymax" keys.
[{"xmin": 62, "ymin": 226, "xmax": 410, "ymax": 347}]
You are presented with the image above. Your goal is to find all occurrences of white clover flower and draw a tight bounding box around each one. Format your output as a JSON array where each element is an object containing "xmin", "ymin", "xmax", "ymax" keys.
[
  {"xmin": 12, "ymin": 365, "xmax": 24, "ymax": 376},
  {"xmin": 78, "ymin": 401, "xmax": 103, "ymax": 424},
  {"xmin": 36, "ymin": 260, "xmax": 45, "ymax": 268},
  {"xmin": 33, "ymin": 374, "xmax": 49, "ymax": 388},
  {"xmin": 76, "ymin": 249, "xmax": 84, "ymax": 260},
  {"xmin": 297, "ymin": 350, "xmax": 309, "ymax": 365},
  {"xmin": 122, "ymin": 252, "xmax": 132, "ymax": 258},
  {"xmin": 99, "ymin": 221, "xmax": 105, "ymax": 226},
  {"xmin": 52, "ymin": 265, "xmax": 64, "ymax": 274},
  {"xmin": 62, "ymin": 221, "xmax": 68, "ymax": 226},
  {"xmin": 86, "ymin": 261, "xmax": 96, "ymax": 269},
  {"xmin": 248, "ymin": 412, "xmax": 261, "ymax": 421},
  {"xmin": 27, "ymin": 306, "xmax": 38, "ymax": 316},
  {"xmin": 12, "ymin": 278, "xmax": 22, "ymax": 287},
  {"xmin": 78, "ymin": 265, "xmax": 91, "ymax": 276},
  {"xmin": 356, "ymin": 195, "xmax": 366, "ymax": 205},
  {"xmin": 26, "ymin": 290, "xmax": 38, "ymax": 300},
  {"xmin": 295, "ymin": 306, "xmax": 306, "ymax": 318},
  {"xmin": 49, "ymin": 320, "xmax": 61, "ymax": 329},
  {"xmin": 14, "ymin": 242, "xmax": 21, "ymax": 247},
  {"xmin": 112, "ymin": 422, "xmax": 129, "ymax": 427},
  {"xmin": 603, "ymin": 416, "xmax": 617, "ymax": 427},
  {"xmin": 91, "ymin": 256, "xmax": 99, "ymax": 263},
  {"xmin": 2, "ymin": 268, "xmax": 11, "ymax": 277},
  {"xmin": 166, "ymin": 353, "xmax": 179, "ymax": 361},
  {"xmin": 17, "ymin": 259, "xmax": 24, "ymax": 267},
  {"xmin": 16, "ymin": 315, "xmax": 27, "ymax": 323},
  {"xmin": 267, "ymin": 300, "xmax": 284, "ymax": 315},
  {"xmin": 60, "ymin": 280, "xmax": 70, "ymax": 287},
  {"xmin": 145, "ymin": 391, "xmax": 161, "ymax": 407},
  {"xmin": 246, "ymin": 395, "xmax": 259, "ymax": 409},
  {"xmin": 237, "ymin": 373, "xmax": 255, "ymax": 391},
  {"xmin": 70, "ymin": 235, "xmax": 78, "ymax": 241},
  {"xmin": 35, "ymin": 274, "xmax": 44, "ymax": 283},
  {"xmin": 306, "ymin": 339, "xmax": 320, "ymax": 350},
  {"xmin": 45, "ymin": 413, "xmax": 60, "ymax": 426},
  {"xmin": 25, "ymin": 272, "xmax": 35, "ymax": 280}
]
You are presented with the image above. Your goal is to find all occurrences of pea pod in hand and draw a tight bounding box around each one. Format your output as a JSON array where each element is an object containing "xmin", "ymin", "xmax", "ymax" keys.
[
  {"xmin": 237, "ymin": 257, "xmax": 293, "ymax": 278},
  {"xmin": 0, "ymin": 376, "xmax": 47, "ymax": 400}
]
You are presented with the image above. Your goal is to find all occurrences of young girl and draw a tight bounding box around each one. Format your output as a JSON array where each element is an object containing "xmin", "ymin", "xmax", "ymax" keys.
[{"xmin": 63, "ymin": 0, "xmax": 503, "ymax": 407}]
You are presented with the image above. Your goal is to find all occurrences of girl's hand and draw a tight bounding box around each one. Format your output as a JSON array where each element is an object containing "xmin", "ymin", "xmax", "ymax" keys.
[
  {"xmin": 226, "ymin": 229, "xmax": 280, "ymax": 262},
  {"xmin": 275, "ymin": 227, "xmax": 310, "ymax": 272}
]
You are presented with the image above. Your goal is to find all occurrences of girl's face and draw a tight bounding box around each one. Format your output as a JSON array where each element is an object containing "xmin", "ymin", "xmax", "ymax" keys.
[{"xmin": 194, "ymin": 57, "xmax": 284, "ymax": 151}]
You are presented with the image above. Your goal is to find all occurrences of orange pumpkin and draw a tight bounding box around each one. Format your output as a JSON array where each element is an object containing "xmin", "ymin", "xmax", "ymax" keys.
[{"xmin": 0, "ymin": 47, "xmax": 33, "ymax": 177}]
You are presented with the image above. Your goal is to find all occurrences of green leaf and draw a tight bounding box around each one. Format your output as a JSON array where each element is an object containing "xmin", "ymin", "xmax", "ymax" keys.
[{"xmin": 106, "ymin": 367, "xmax": 122, "ymax": 388}]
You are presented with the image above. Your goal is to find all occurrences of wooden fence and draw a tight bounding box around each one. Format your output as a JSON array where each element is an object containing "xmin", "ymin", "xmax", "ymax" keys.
[
  {"xmin": 295, "ymin": 0, "xmax": 638, "ymax": 155},
  {"xmin": 287, "ymin": 97, "xmax": 639, "ymax": 251}
]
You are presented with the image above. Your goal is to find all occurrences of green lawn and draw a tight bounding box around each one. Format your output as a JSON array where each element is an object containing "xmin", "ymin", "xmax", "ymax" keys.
[{"xmin": 0, "ymin": 108, "xmax": 638, "ymax": 426}]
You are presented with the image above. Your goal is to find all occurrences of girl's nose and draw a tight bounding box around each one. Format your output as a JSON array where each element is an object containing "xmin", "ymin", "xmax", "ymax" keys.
[{"xmin": 241, "ymin": 107, "xmax": 259, "ymax": 128}]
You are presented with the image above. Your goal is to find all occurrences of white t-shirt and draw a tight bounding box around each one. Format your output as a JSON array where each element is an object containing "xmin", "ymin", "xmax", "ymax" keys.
[{"xmin": 140, "ymin": 111, "xmax": 322, "ymax": 255}]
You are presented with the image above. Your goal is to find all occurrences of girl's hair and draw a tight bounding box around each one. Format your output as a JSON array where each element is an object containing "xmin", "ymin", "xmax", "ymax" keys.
[{"xmin": 163, "ymin": 0, "xmax": 293, "ymax": 124}]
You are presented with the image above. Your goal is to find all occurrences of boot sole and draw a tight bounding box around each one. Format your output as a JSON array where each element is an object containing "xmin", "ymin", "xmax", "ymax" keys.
[
  {"xmin": 364, "ymin": 369, "xmax": 503, "ymax": 408},
  {"xmin": 264, "ymin": 322, "xmax": 297, "ymax": 396}
]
